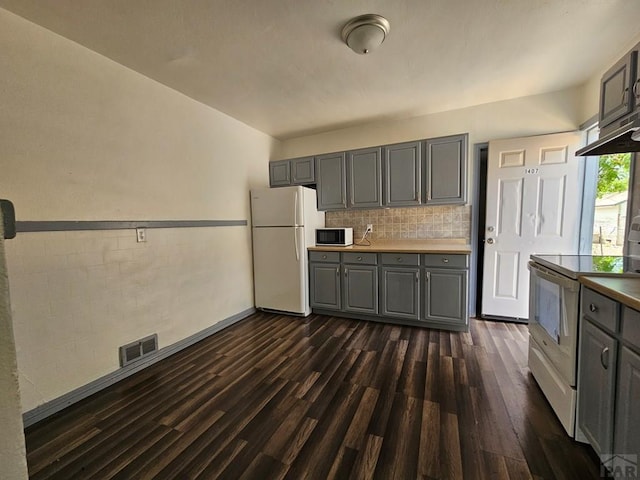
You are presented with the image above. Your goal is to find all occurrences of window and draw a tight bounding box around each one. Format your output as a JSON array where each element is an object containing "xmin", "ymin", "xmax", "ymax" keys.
[{"xmin": 592, "ymin": 153, "xmax": 631, "ymax": 255}]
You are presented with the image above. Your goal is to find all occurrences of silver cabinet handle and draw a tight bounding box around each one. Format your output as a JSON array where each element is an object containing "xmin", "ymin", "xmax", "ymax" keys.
[
  {"xmin": 322, "ymin": 254, "xmax": 327, "ymax": 260},
  {"xmin": 345, "ymin": 268, "xmax": 348, "ymax": 277},
  {"xmin": 397, "ymin": 257, "xmax": 403, "ymax": 263},
  {"xmin": 357, "ymin": 256, "xmax": 362, "ymax": 261},
  {"xmin": 634, "ymin": 79, "xmax": 640, "ymax": 99},
  {"xmin": 425, "ymin": 271, "xmax": 431, "ymax": 282},
  {"xmin": 336, "ymin": 266, "xmax": 340, "ymax": 276},
  {"xmin": 442, "ymin": 258, "xmax": 449, "ymax": 263},
  {"xmin": 623, "ymin": 87, "xmax": 629, "ymax": 106},
  {"xmin": 415, "ymin": 271, "xmax": 419, "ymax": 282},
  {"xmin": 601, "ymin": 347, "xmax": 610, "ymax": 369},
  {"xmin": 589, "ymin": 303, "xmax": 598, "ymax": 313}
]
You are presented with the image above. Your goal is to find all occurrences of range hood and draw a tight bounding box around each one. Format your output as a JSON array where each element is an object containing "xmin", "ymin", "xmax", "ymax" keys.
[{"xmin": 576, "ymin": 118, "xmax": 640, "ymax": 156}]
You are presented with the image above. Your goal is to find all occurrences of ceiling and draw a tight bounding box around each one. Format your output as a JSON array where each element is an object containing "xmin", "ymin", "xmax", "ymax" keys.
[{"xmin": 2, "ymin": 0, "xmax": 640, "ymax": 140}]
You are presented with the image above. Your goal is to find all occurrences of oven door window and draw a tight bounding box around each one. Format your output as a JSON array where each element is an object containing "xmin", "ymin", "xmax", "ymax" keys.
[{"xmin": 532, "ymin": 274, "xmax": 561, "ymax": 342}]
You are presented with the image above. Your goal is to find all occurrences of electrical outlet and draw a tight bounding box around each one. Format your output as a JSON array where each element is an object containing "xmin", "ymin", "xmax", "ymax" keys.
[
  {"xmin": 136, "ymin": 227, "xmax": 146, "ymax": 243},
  {"xmin": 366, "ymin": 224, "xmax": 373, "ymax": 233}
]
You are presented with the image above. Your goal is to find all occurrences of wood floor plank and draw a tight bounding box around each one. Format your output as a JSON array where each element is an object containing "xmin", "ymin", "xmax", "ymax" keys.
[
  {"xmin": 24, "ymin": 314, "xmax": 602, "ymax": 480},
  {"xmin": 374, "ymin": 393, "xmax": 421, "ymax": 480},
  {"xmin": 418, "ymin": 399, "xmax": 441, "ymax": 479},
  {"xmin": 350, "ymin": 434, "xmax": 384, "ymax": 479}
]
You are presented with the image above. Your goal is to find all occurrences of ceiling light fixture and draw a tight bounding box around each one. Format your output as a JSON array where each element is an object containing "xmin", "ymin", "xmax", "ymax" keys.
[{"xmin": 341, "ymin": 14, "xmax": 390, "ymax": 55}]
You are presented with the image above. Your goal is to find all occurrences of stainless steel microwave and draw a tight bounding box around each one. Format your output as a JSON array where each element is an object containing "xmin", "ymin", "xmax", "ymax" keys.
[{"xmin": 315, "ymin": 228, "xmax": 353, "ymax": 246}]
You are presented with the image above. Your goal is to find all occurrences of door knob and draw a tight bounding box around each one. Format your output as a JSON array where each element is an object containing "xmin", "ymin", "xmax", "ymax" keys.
[{"xmin": 486, "ymin": 238, "xmax": 494, "ymax": 244}]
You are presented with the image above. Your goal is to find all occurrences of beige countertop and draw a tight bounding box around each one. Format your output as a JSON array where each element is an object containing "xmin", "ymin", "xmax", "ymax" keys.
[
  {"xmin": 308, "ymin": 239, "xmax": 471, "ymax": 254},
  {"xmin": 580, "ymin": 276, "xmax": 640, "ymax": 311}
]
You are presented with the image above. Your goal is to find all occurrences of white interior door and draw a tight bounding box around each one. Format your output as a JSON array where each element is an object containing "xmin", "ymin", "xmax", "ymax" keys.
[{"xmin": 482, "ymin": 131, "xmax": 582, "ymax": 319}]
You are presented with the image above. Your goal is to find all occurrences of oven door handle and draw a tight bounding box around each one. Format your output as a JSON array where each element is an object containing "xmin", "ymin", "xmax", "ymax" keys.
[{"xmin": 528, "ymin": 261, "xmax": 579, "ymax": 291}]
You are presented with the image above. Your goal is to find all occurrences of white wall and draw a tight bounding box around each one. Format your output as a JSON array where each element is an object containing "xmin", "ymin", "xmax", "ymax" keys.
[
  {"xmin": 0, "ymin": 8, "xmax": 278, "ymax": 412},
  {"xmin": 0, "ymin": 216, "xmax": 28, "ymax": 479},
  {"xmin": 278, "ymin": 88, "xmax": 583, "ymax": 158},
  {"xmin": 276, "ymin": 87, "xmax": 583, "ymax": 202}
]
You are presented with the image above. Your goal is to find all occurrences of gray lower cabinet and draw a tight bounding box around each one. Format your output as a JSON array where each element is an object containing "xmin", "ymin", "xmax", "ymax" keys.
[
  {"xmin": 309, "ymin": 262, "xmax": 341, "ymax": 310},
  {"xmin": 383, "ymin": 141, "xmax": 421, "ymax": 207},
  {"xmin": 424, "ymin": 134, "xmax": 467, "ymax": 205},
  {"xmin": 343, "ymin": 264, "xmax": 378, "ymax": 314},
  {"xmin": 269, "ymin": 159, "xmax": 291, "ymax": 186},
  {"xmin": 614, "ymin": 346, "xmax": 640, "ymax": 456},
  {"xmin": 380, "ymin": 266, "xmax": 420, "ymax": 320},
  {"xmin": 347, "ymin": 147, "xmax": 382, "ymax": 208},
  {"xmin": 424, "ymin": 268, "xmax": 467, "ymax": 326},
  {"xmin": 317, "ymin": 152, "xmax": 347, "ymax": 210},
  {"xmin": 309, "ymin": 251, "xmax": 468, "ymax": 331},
  {"xmin": 578, "ymin": 317, "xmax": 617, "ymax": 455}
]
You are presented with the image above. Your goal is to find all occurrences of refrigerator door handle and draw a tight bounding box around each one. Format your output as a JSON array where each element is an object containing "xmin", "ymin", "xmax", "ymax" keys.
[
  {"xmin": 294, "ymin": 190, "xmax": 299, "ymax": 226},
  {"xmin": 294, "ymin": 228, "xmax": 300, "ymax": 261}
]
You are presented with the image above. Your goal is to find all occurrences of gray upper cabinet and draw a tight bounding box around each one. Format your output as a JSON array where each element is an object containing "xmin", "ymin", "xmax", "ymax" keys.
[
  {"xmin": 578, "ymin": 318, "xmax": 617, "ymax": 455},
  {"xmin": 270, "ymin": 157, "xmax": 315, "ymax": 187},
  {"xmin": 424, "ymin": 134, "xmax": 467, "ymax": 205},
  {"xmin": 291, "ymin": 156, "xmax": 315, "ymax": 184},
  {"xmin": 383, "ymin": 141, "xmax": 421, "ymax": 207},
  {"xmin": 317, "ymin": 152, "xmax": 347, "ymax": 210},
  {"xmin": 347, "ymin": 147, "xmax": 383, "ymax": 208},
  {"xmin": 269, "ymin": 159, "xmax": 291, "ymax": 187},
  {"xmin": 599, "ymin": 50, "xmax": 637, "ymax": 131}
]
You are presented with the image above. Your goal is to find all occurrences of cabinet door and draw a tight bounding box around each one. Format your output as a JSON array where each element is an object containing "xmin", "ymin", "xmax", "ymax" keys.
[
  {"xmin": 291, "ymin": 157, "xmax": 315, "ymax": 184},
  {"xmin": 269, "ymin": 160, "xmax": 290, "ymax": 187},
  {"xmin": 424, "ymin": 268, "xmax": 468, "ymax": 326},
  {"xmin": 614, "ymin": 346, "xmax": 640, "ymax": 457},
  {"xmin": 424, "ymin": 134, "xmax": 467, "ymax": 205},
  {"xmin": 343, "ymin": 265, "xmax": 378, "ymax": 314},
  {"xmin": 383, "ymin": 141, "xmax": 421, "ymax": 207},
  {"xmin": 578, "ymin": 319, "xmax": 617, "ymax": 455},
  {"xmin": 599, "ymin": 51, "xmax": 637, "ymax": 129},
  {"xmin": 316, "ymin": 152, "xmax": 347, "ymax": 210},
  {"xmin": 310, "ymin": 263, "xmax": 341, "ymax": 310},
  {"xmin": 381, "ymin": 267, "xmax": 420, "ymax": 320},
  {"xmin": 347, "ymin": 147, "xmax": 382, "ymax": 208}
]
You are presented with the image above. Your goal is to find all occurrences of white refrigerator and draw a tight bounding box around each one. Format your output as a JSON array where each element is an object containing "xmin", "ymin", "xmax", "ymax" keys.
[{"xmin": 250, "ymin": 186, "xmax": 325, "ymax": 316}]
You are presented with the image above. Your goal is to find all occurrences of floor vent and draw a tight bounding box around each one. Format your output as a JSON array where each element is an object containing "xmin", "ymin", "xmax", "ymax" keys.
[{"xmin": 119, "ymin": 334, "xmax": 158, "ymax": 367}]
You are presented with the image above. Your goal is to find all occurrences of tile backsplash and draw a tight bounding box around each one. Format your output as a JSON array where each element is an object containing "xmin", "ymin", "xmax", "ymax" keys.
[{"xmin": 326, "ymin": 205, "xmax": 471, "ymax": 241}]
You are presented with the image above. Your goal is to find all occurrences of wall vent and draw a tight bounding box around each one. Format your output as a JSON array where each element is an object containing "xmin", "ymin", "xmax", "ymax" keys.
[{"xmin": 119, "ymin": 334, "xmax": 158, "ymax": 367}]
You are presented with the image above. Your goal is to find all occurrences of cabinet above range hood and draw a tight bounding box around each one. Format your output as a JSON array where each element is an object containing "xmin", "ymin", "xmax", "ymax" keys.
[
  {"xmin": 576, "ymin": 117, "xmax": 640, "ymax": 156},
  {"xmin": 576, "ymin": 41, "xmax": 640, "ymax": 157}
]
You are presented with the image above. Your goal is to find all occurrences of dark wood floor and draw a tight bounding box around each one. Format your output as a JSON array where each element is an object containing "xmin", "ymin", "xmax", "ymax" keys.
[{"xmin": 24, "ymin": 312, "xmax": 601, "ymax": 479}]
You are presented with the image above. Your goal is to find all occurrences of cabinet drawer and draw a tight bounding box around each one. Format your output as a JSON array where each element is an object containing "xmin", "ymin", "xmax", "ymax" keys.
[
  {"xmin": 381, "ymin": 253, "xmax": 420, "ymax": 266},
  {"xmin": 309, "ymin": 251, "xmax": 340, "ymax": 263},
  {"xmin": 582, "ymin": 288, "xmax": 619, "ymax": 333},
  {"xmin": 622, "ymin": 307, "xmax": 640, "ymax": 350},
  {"xmin": 423, "ymin": 253, "xmax": 468, "ymax": 268},
  {"xmin": 343, "ymin": 252, "xmax": 377, "ymax": 265}
]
